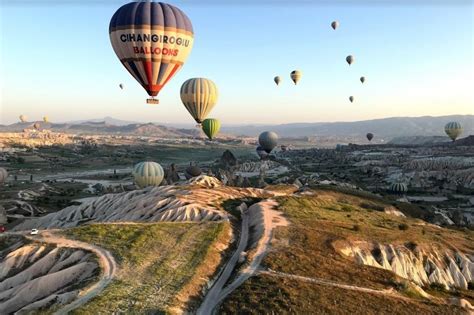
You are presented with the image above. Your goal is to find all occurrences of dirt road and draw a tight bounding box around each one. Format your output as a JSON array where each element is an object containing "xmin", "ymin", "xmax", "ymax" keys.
[
  {"xmin": 260, "ymin": 270, "xmax": 404, "ymax": 297},
  {"xmin": 196, "ymin": 207, "xmax": 250, "ymax": 315},
  {"xmin": 197, "ymin": 199, "xmax": 287, "ymax": 314}
]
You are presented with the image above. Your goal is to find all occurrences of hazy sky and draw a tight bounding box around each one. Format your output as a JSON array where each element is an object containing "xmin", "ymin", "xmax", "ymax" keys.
[{"xmin": 1, "ymin": 0, "xmax": 473, "ymax": 125}]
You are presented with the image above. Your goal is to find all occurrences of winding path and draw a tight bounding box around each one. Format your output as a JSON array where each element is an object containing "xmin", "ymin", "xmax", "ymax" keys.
[
  {"xmin": 259, "ymin": 270, "xmax": 406, "ymax": 298},
  {"xmin": 20, "ymin": 230, "xmax": 117, "ymax": 314},
  {"xmin": 197, "ymin": 206, "xmax": 250, "ymax": 315},
  {"xmin": 197, "ymin": 199, "xmax": 286, "ymax": 315}
]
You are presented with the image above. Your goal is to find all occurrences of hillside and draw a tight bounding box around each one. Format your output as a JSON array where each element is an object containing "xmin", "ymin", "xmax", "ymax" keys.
[
  {"xmin": 1, "ymin": 115, "xmax": 472, "ymax": 139},
  {"xmin": 221, "ymin": 115, "xmax": 474, "ymax": 138},
  {"xmin": 0, "ymin": 121, "xmax": 201, "ymax": 138},
  {"xmin": 2, "ymin": 177, "xmax": 473, "ymax": 314}
]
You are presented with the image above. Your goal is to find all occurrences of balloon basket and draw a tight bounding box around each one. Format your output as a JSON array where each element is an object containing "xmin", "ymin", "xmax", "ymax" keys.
[{"xmin": 146, "ymin": 98, "xmax": 159, "ymax": 105}]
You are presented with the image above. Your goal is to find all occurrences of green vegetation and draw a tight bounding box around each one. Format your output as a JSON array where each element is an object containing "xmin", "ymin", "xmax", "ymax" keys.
[
  {"xmin": 398, "ymin": 223, "xmax": 409, "ymax": 231},
  {"xmin": 63, "ymin": 222, "xmax": 228, "ymax": 314},
  {"xmin": 220, "ymin": 274, "xmax": 463, "ymax": 315},
  {"xmin": 221, "ymin": 189, "xmax": 474, "ymax": 313}
]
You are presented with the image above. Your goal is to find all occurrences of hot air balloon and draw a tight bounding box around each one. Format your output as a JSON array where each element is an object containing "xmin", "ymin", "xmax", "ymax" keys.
[
  {"xmin": 33, "ymin": 123, "xmax": 41, "ymax": 130},
  {"xmin": 180, "ymin": 78, "xmax": 218, "ymax": 124},
  {"xmin": 19, "ymin": 115, "xmax": 27, "ymax": 123},
  {"xmin": 349, "ymin": 96, "xmax": 354, "ymax": 103},
  {"xmin": 389, "ymin": 182, "xmax": 408, "ymax": 194},
  {"xmin": 360, "ymin": 76, "xmax": 365, "ymax": 83},
  {"xmin": 331, "ymin": 21, "xmax": 339, "ymax": 30},
  {"xmin": 43, "ymin": 116, "xmax": 49, "ymax": 123},
  {"xmin": 290, "ymin": 70, "xmax": 302, "ymax": 85},
  {"xmin": 0, "ymin": 168, "xmax": 8, "ymax": 184},
  {"xmin": 119, "ymin": 83, "xmax": 124, "ymax": 90},
  {"xmin": 109, "ymin": 2, "xmax": 194, "ymax": 104},
  {"xmin": 346, "ymin": 55, "xmax": 354, "ymax": 65},
  {"xmin": 256, "ymin": 146, "xmax": 269, "ymax": 160},
  {"xmin": 274, "ymin": 76, "xmax": 281, "ymax": 86},
  {"xmin": 444, "ymin": 122, "xmax": 463, "ymax": 141},
  {"xmin": 258, "ymin": 131, "xmax": 278, "ymax": 154},
  {"xmin": 201, "ymin": 118, "xmax": 220, "ymax": 140},
  {"xmin": 185, "ymin": 164, "xmax": 202, "ymax": 180},
  {"xmin": 132, "ymin": 161, "xmax": 164, "ymax": 188},
  {"xmin": 366, "ymin": 133, "xmax": 374, "ymax": 141}
]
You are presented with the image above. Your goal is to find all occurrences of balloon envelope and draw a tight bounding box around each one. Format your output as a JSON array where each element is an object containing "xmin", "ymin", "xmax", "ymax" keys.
[
  {"xmin": 444, "ymin": 122, "xmax": 463, "ymax": 141},
  {"xmin": 133, "ymin": 161, "xmax": 164, "ymax": 188},
  {"xmin": 33, "ymin": 123, "xmax": 41, "ymax": 130},
  {"xmin": 119, "ymin": 83, "xmax": 123, "ymax": 90},
  {"xmin": 389, "ymin": 183, "xmax": 408, "ymax": 194},
  {"xmin": 274, "ymin": 76, "xmax": 281, "ymax": 85},
  {"xmin": 180, "ymin": 78, "xmax": 218, "ymax": 124},
  {"xmin": 331, "ymin": 21, "xmax": 339, "ymax": 30},
  {"xmin": 43, "ymin": 116, "xmax": 49, "ymax": 123},
  {"xmin": 258, "ymin": 131, "xmax": 278, "ymax": 153},
  {"xmin": 290, "ymin": 70, "xmax": 302, "ymax": 85},
  {"xmin": 109, "ymin": 2, "xmax": 194, "ymax": 99},
  {"xmin": 349, "ymin": 96, "xmax": 354, "ymax": 103},
  {"xmin": 366, "ymin": 133, "xmax": 374, "ymax": 141},
  {"xmin": 360, "ymin": 76, "xmax": 365, "ymax": 83},
  {"xmin": 201, "ymin": 118, "xmax": 221, "ymax": 140},
  {"xmin": 346, "ymin": 55, "xmax": 354, "ymax": 65},
  {"xmin": 19, "ymin": 115, "xmax": 27, "ymax": 123}
]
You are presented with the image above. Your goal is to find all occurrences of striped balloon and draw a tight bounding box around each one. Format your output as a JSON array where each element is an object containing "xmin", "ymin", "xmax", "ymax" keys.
[
  {"xmin": 389, "ymin": 182, "xmax": 408, "ymax": 194},
  {"xmin": 202, "ymin": 118, "xmax": 221, "ymax": 140},
  {"xmin": 0, "ymin": 168, "xmax": 8, "ymax": 184},
  {"xmin": 180, "ymin": 78, "xmax": 218, "ymax": 124},
  {"xmin": 444, "ymin": 122, "xmax": 463, "ymax": 141},
  {"xmin": 109, "ymin": 2, "xmax": 194, "ymax": 99},
  {"xmin": 290, "ymin": 70, "xmax": 302, "ymax": 85},
  {"xmin": 132, "ymin": 161, "xmax": 164, "ymax": 188}
]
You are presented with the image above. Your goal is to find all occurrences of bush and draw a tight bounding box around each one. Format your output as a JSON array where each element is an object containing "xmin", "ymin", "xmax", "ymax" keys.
[
  {"xmin": 352, "ymin": 224, "xmax": 360, "ymax": 232},
  {"xmin": 398, "ymin": 223, "xmax": 409, "ymax": 231},
  {"xmin": 360, "ymin": 202, "xmax": 385, "ymax": 212},
  {"xmin": 405, "ymin": 241, "xmax": 418, "ymax": 251},
  {"xmin": 468, "ymin": 281, "xmax": 474, "ymax": 290},
  {"xmin": 429, "ymin": 282, "xmax": 447, "ymax": 292}
]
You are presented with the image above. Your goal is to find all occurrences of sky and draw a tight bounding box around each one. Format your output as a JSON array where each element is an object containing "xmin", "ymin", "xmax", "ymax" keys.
[{"xmin": 0, "ymin": 0, "xmax": 473, "ymax": 125}]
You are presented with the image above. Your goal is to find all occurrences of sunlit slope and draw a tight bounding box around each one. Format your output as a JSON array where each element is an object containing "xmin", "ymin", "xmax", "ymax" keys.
[
  {"xmin": 221, "ymin": 190, "xmax": 474, "ymax": 314},
  {"xmin": 64, "ymin": 222, "xmax": 231, "ymax": 314}
]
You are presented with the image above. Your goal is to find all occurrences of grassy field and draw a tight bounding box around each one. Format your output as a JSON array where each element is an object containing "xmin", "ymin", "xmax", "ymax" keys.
[
  {"xmin": 220, "ymin": 274, "xmax": 464, "ymax": 315},
  {"xmin": 220, "ymin": 189, "xmax": 473, "ymax": 314},
  {"xmin": 63, "ymin": 222, "xmax": 231, "ymax": 314},
  {"xmin": 3, "ymin": 143, "xmax": 253, "ymax": 175}
]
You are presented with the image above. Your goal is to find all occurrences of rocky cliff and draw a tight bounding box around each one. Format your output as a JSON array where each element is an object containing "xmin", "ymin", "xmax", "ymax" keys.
[{"xmin": 338, "ymin": 241, "xmax": 474, "ymax": 290}]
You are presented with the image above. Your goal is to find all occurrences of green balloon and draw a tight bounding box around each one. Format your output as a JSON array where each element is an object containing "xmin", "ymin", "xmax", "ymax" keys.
[{"xmin": 202, "ymin": 118, "xmax": 221, "ymax": 140}]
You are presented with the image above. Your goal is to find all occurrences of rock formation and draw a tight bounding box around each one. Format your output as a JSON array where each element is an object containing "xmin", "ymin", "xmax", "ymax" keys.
[{"xmin": 339, "ymin": 241, "xmax": 474, "ymax": 290}]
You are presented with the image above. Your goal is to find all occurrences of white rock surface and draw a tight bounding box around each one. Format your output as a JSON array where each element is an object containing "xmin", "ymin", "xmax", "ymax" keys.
[
  {"xmin": 13, "ymin": 176, "xmax": 268, "ymax": 231},
  {"xmin": 340, "ymin": 242, "xmax": 474, "ymax": 290}
]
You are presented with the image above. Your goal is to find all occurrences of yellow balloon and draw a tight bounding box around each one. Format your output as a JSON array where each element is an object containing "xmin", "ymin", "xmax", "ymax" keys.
[{"xmin": 180, "ymin": 78, "xmax": 218, "ymax": 124}]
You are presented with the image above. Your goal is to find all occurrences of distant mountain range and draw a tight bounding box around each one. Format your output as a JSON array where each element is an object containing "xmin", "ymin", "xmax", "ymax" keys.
[
  {"xmin": 0, "ymin": 120, "xmax": 200, "ymax": 138},
  {"xmin": 0, "ymin": 115, "xmax": 472, "ymax": 139},
  {"xmin": 220, "ymin": 115, "xmax": 474, "ymax": 138}
]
